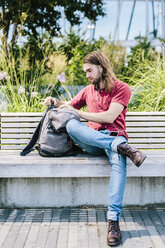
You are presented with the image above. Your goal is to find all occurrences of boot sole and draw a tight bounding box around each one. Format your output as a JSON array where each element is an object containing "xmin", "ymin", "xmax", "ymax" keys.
[
  {"xmin": 136, "ymin": 154, "xmax": 147, "ymax": 167},
  {"xmin": 107, "ymin": 239, "xmax": 122, "ymax": 246}
]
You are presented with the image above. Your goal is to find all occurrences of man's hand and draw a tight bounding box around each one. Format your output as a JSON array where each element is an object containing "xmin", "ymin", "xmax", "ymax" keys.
[
  {"xmin": 44, "ymin": 97, "xmax": 63, "ymax": 108},
  {"xmin": 59, "ymin": 103, "xmax": 75, "ymax": 110}
]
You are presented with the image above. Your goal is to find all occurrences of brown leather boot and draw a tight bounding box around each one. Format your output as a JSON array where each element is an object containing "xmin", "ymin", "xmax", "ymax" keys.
[
  {"xmin": 107, "ymin": 220, "xmax": 122, "ymax": 246},
  {"xmin": 117, "ymin": 143, "xmax": 147, "ymax": 167}
]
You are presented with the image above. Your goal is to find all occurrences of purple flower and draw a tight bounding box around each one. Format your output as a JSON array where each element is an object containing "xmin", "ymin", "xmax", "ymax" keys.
[
  {"xmin": 3, "ymin": 72, "xmax": 7, "ymax": 78},
  {"xmin": 0, "ymin": 71, "xmax": 8, "ymax": 80},
  {"xmin": 18, "ymin": 86, "xmax": 25, "ymax": 94},
  {"xmin": 0, "ymin": 73, "xmax": 4, "ymax": 80},
  {"xmin": 56, "ymin": 72, "xmax": 66, "ymax": 83},
  {"xmin": 31, "ymin": 91, "xmax": 38, "ymax": 97}
]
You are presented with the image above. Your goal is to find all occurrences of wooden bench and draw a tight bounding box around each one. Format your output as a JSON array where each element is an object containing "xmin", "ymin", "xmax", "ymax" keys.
[{"xmin": 0, "ymin": 112, "xmax": 165, "ymax": 208}]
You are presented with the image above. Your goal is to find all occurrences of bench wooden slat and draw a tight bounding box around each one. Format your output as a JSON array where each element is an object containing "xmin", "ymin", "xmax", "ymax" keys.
[
  {"xmin": 1, "ymin": 112, "xmax": 165, "ymax": 117},
  {"xmin": 1, "ymin": 117, "xmax": 41, "ymax": 122},
  {"xmin": 1, "ymin": 123, "xmax": 38, "ymax": 128},
  {"xmin": 126, "ymin": 116, "xmax": 165, "ymax": 121},
  {"xmin": 2, "ymin": 138, "xmax": 165, "ymax": 145},
  {"xmin": 3, "ymin": 111, "xmax": 164, "ymax": 116},
  {"xmin": 128, "ymin": 133, "xmax": 165, "ymax": 138},
  {"xmin": 1, "ymin": 134, "xmax": 32, "ymax": 139},
  {"xmin": 126, "ymin": 122, "xmax": 165, "ymax": 127},
  {"xmin": 126, "ymin": 127, "xmax": 165, "ymax": 132},
  {"xmin": 3, "ymin": 117, "xmax": 165, "ymax": 123},
  {"xmin": 1, "ymin": 113, "xmax": 42, "ymax": 117},
  {"xmin": 1, "ymin": 128, "xmax": 165, "ymax": 134},
  {"xmin": 2, "ymin": 122, "xmax": 165, "ymax": 128},
  {"xmin": 126, "ymin": 112, "xmax": 165, "ymax": 116},
  {"xmin": 129, "ymin": 144, "xmax": 165, "ymax": 149},
  {"xmin": 128, "ymin": 138, "xmax": 165, "ymax": 144},
  {"xmin": 0, "ymin": 144, "xmax": 164, "ymax": 150},
  {"xmin": 2, "ymin": 133, "xmax": 165, "ymax": 139},
  {"xmin": 1, "ymin": 140, "xmax": 29, "ymax": 144},
  {"xmin": 1, "ymin": 129, "xmax": 35, "ymax": 133},
  {"xmin": 1, "ymin": 145, "xmax": 27, "ymax": 150}
]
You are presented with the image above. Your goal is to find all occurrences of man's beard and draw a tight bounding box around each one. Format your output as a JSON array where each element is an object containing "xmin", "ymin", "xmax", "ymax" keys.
[{"xmin": 91, "ymin": 76, "xmax": 101, "ymax": 86}]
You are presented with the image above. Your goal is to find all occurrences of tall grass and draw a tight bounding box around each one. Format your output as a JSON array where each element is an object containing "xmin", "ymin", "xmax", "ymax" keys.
[
  {"xmin": 127, "ymin": 53, "xmax": 165, "ymax": 111},
  {"xmin": 0, "ymin": 44, "xmax": 67, "ymax": 112},
  {"xmin": 0, "ymin": 48, "xmax": 45, "ymax": 112}
]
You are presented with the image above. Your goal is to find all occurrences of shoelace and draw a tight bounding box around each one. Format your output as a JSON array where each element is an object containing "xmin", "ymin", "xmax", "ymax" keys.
[
  {"xmin": 119, "ymin": 145, "xmax": 136, "ymax": 160},
  {"xmin": 108, "ymin": 221, "xmax": 119, "ymax": 234}
]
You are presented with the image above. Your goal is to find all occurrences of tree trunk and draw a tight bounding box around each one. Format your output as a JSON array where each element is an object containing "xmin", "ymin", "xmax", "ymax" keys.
[
  {"xmin": 11, "ymin": 22, "xmax": 18, "ymax": 48},
  {"xmin": 2, "ymin": 27, "xmax": 9, "ymax": 56},
  {"xmin": 1, "ymin": 6, "xmax": 9, "ymax": 56}
]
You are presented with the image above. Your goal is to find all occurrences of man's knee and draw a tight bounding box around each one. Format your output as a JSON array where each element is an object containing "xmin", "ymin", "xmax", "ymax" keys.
[
  {"xmin": 111, "ymin": 136, "xmax": 127, "ymax": 152},
  {"xmin": 66, "ymin": 119, "xmax": 79, "ymax": 134}
]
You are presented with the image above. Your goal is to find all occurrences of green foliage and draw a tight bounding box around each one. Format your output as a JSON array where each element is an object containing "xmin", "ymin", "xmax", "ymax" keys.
[
  {"xmin": 23, "ymin": 33, "xmax": 56, "ymax": 68},
  {"xmin": 96, "ymin": 37, "xmax": 127, "ymax": 77},
  {"xmin": 0, "ymin": 25, "xmax": 164, "ymax": 113},
  {"xmin": 0, "ymin": 42, "xmax": 66, "ymax": 112},
  {"xmin": 62, "ymin": 33, "xmax": 127, "ymax": 86},
  {"xmin": 127, "ymin": 53, "xmax": 165, "ymax": 111},
  {"xmin": 66, "ymin": 41, "xmax": 98, "ymax": 86},
  {"xmin": 57, "ymin": 28, "xmax": 98, "ymax": 85},
  {"xmin": 122, "ymin": 36, "xmax": 157, "ymax": 83},
  {"xmin": 0, "ymin": 0, "xmax": 105, "ymax": 53},
  {"xmin": 59, "ymin": 27, "xmax": 86, "ymax": 61}
]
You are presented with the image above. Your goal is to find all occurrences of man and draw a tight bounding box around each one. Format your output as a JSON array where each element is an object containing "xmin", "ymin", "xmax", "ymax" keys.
[{"xmin": 44, "ymin": 51, "xmax": 146, "ymax": 246}]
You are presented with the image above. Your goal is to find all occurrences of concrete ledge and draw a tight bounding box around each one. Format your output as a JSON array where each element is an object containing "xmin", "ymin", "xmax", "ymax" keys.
[
  {"xmin": 0, "ymin": 150, "xmax": 165, "ymax": 207},
  {"xmin": 0, "ymin": 150, "xmax": 165, "ymax": 177}
]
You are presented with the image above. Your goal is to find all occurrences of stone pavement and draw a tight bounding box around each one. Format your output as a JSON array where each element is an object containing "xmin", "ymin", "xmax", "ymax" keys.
[{"xmin": 0, "ymin": 207, "xmax": 164, "ymax": 248}]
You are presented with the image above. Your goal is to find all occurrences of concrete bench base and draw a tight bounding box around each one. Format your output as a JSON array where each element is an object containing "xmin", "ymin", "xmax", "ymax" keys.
[
  {"xmin": 0, "ymin": 150, "xmax": 165, "ymax": 208},
  {"xmin": 0, "ymin": 177, "xmax": 164, "ymax": 208}
]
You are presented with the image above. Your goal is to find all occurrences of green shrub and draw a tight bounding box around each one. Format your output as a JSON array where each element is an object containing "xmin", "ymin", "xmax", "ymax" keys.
[
  {"xmin": 122, "ymin": 36, "xmax": 158, "ymax": 83},
  {"xmin": 127, "ymin": 53, "xmax": 165, "ymax": 111},
  {"xmin": 97, "ymin": 37, "xmax": 126, "ymax": 77},
  {"xmin": 65, "ymin": 42, "xmax": 98, "ymax": 86},
  {"xmin": 0, "ymin": 43, "xmax": 63, "ymax": 112},
  {"xmin": 63, "ymin": 34, "xmax": 127, "ymax": 86}
]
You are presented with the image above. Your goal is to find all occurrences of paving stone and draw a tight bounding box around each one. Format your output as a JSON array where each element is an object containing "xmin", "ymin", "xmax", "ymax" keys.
[{"xmin": 0, "ymin": 207, "xmax": 164, "ymax": 248}]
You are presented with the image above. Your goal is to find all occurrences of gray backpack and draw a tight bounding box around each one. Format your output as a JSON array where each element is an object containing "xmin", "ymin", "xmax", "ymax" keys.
[{"xmin": 20, "ymin": 107, "xmax": 80, "ymax": 157}]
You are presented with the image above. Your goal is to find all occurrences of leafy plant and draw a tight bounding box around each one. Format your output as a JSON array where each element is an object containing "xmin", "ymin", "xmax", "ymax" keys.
[
  {"xmin": 62, "ymin": 32, "xmax": 127, "ymax": 86},
  {"xmin": 128, "ymin": 52, "xmax": 165, "ymax": 111},
  {"xmin": 59, "ymin": 27, "xmax": 86, "ymax": 61},
  {"xmin": 97, "ymin": 36, "xmax": 127, "ymax": 77},
  {"xmin": 0, "ymin": 0, "xmax": 105, "ymax": 55},
  {"xmin": 0, "ymin": 44, "xmax": 62, "ymax": 112},
  {"xmin": 65, "ymin": 41, "xmax": 98, "ymax": 86},
  {"xmin": 122, "ymin": 36, "xmax": 157, "ymax": 83}
]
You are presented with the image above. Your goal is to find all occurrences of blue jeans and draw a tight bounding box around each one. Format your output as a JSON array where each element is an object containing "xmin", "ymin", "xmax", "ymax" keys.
[{"xmin": 66, "ymin": 119, "xmax": 127, "ymax": 221}]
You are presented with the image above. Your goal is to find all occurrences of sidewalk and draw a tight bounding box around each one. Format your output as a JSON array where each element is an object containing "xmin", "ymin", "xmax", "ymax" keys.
[{"xmin": 0, "ymin": 207, "xmax": 164, "ymax": 248}]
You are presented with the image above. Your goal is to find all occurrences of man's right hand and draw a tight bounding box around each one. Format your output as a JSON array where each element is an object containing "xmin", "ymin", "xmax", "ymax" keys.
[{"xmin": 44, "ymin": 97, "xmax": 63, "ymax": 108}]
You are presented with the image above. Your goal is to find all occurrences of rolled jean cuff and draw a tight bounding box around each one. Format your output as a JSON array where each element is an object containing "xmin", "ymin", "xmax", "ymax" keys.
[{"xmin": 107, "ymin": 211, "xmax": 120, "ymax": 221}]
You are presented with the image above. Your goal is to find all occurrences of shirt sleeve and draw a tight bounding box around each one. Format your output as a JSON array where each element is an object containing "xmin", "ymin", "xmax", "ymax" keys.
[
  {"xmin": 70, "ymin": 87, "xmax": 87, "ymax": 110},
  {"xmin": 111, "ymin": 83, "xmax": 131, "ymax": 108}
]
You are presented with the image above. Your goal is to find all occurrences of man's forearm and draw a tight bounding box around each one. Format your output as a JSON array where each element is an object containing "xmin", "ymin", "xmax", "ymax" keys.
[
  {"xmin": 60, "ymin": 102, "xmax": 124, "ymax": 124},
  {"xmin": 76, "ymin": 110, "xmax": 113, "ymax": 124}
]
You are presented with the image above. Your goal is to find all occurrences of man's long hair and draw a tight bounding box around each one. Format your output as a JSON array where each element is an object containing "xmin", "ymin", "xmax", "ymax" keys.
[{"xmin": 83, "ymin": 51, "xmax": 117, "ymax": 92}]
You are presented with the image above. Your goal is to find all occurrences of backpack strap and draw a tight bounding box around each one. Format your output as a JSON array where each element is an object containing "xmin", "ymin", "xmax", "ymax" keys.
[
  {"xmin": 20, "ymin": 119, "xmax": 42, "ymax": 156},
  {"xmin": 20, "ymin": 105, "xmax": 54, "ymax": 156}
]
